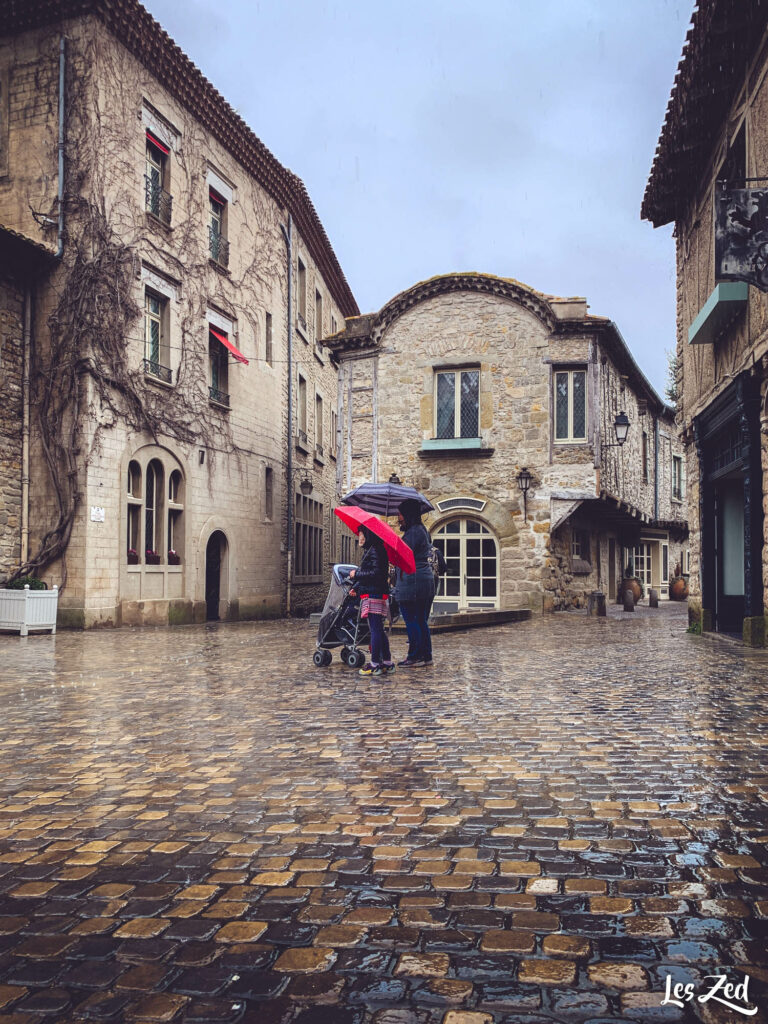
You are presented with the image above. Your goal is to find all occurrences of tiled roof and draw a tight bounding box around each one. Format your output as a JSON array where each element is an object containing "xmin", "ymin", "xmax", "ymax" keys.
[
  {"xmin": 642, "ymin": 0, "xmax": 768, "ymax": 227},
  {"xmin": 0, "ymin": 0, "xmax": 359, "ymax": 317}
]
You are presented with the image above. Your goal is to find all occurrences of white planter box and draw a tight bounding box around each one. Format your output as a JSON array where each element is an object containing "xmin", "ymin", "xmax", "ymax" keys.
[{"xmin": 0, "ymin": 585, "xmax": 59, "ymax": 636}]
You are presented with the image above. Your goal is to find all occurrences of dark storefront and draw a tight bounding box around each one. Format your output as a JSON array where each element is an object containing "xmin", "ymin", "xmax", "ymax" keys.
[{"xmin": 694, "ymin": 374, "xmax": 764, "ymax": 638}]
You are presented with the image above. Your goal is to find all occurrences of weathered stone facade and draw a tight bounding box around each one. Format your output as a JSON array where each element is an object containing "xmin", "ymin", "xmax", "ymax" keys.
[
  {"xmin": 0, "ymin": 274, "xmax": 23, "ymax": 577},
  {"xmin": 643, "ymin": 0, "xmax": 768, "ymax": 644},
  {"xmin": 0, "ymin": 1, "xmax": 357, "ymax": 625},
  {"xmin": 326, "ymin": 274, "xmax": 687, "ymax": 614}
]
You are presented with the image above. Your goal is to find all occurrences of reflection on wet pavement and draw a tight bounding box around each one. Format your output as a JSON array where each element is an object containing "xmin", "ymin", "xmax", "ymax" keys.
[{"xmin": 0, "ymin": 604, "xmax": 766, "ymax": 1022}]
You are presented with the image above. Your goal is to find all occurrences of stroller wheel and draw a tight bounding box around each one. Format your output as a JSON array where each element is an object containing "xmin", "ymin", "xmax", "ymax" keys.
[
  {"xmin": 313, "ymin": 649, "xmax": 326, "ymax": 667},
  {"xmin": 348, "ymin": 649, "xmax": 366, "ymax": 669},
  {"xmin": 321, "ymin": 649, "xmax": 332, "ymax": 666},
  {"xmin": 340, "ymin": 647, "xmax": 350, "ymax": 665}
]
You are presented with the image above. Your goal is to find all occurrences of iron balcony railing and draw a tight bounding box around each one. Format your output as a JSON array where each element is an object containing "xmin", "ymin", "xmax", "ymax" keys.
[
  {"xmin": 144, "ymin": 175, "xmax": 173, "ymax": 225},
  {"xmin": 209, "ymin": 227, "xmax": 230, "ymax": 268},
  {"xmin": 209, "ymin": 385, "xmax": 230, "ymax": 407},
  {"xmin": 143, "ymin": 358, "xmax": 172, "ymax": 384}
]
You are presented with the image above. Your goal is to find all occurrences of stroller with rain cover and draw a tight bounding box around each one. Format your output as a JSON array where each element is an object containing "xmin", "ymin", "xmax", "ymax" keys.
[{"xmin": 313, "ymin": 564, "xmax": 397, "ymax": 667}]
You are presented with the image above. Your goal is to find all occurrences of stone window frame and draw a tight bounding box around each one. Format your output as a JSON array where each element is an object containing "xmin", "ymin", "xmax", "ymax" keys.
[
  {"xmin": 571, "ymin": 526, "xmax": 592, "ymax": 575},
  {"xmin": 671, "ymin": 454, "xmax": 684, "ymax": 502},
  {"xmin": 297, "ymin": 256, "xmax": 308, "ymax": 336},
  {"xmin": 553, "ymin": 366, "xmax": 588, "ymax": 444},
  {"xmin": 642, "ymin": 430, "xmax": 649, "ymax": 483},
  {"xmin": 294, "ymin": 493, "xmax": 323, "ymax": 582},
  {"xmin": 124, "ymin": 446, "xmax": 185, "ymax": 568},
  {"xmin": 433, "ymin": 364, "xmax": 481, "ymax": 440}
]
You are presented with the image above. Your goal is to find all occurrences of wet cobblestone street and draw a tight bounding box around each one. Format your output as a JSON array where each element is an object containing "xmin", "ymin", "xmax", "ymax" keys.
[{"xmin": 0, "ymin": 606, "xmax": 766, "ymax": 1023}]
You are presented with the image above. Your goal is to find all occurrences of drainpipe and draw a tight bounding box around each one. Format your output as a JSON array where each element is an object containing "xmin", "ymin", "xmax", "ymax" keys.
[
  {"xmin": 57, "ymin": 37, "xmax": 66, "ymax": 258},
  {"xmin": 654, "ymin": 413, "xmax": 659, "ymax": 523},
  {"xmin": 280, "ymin": 214, "xmax": 293, "ymax": 615},
  {"xmin": 21, "ymin": 286, "xmax": 31, "ymax": 565}
]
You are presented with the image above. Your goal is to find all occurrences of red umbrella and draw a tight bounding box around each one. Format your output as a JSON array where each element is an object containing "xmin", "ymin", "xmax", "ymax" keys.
[{"xmin": 333, "ymin": 506, "xmax": 415, "ymax": 574}]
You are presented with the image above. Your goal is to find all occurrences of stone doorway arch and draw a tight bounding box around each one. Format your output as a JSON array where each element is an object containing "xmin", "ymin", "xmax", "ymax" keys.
[{"xmin": 205, "ymin": 531, "xmax": 229, "ymax": 621}]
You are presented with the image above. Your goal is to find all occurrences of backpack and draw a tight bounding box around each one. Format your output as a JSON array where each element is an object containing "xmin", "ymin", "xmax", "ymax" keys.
[{"xmin": 427, "ymin": 543, "xmax": 447, "ymax": 583}]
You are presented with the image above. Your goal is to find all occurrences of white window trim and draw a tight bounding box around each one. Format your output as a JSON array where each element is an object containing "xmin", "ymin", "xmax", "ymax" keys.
[
  {"xmin": 207, "ymin": 307, "xmax": 235, "ymax": 336},
  {"xmin": 141, "ymin": 105, "xmax": 179, "ymax": 151},
  {"xmin": 553, "ymin": 368, "xmax": 587, "ymax": 443},
  {"xmin": 141, "ymin": 264, "xmax": 178, "ymax": 302},
  {"xmin": 434, "ymin": 367, "xmax": 480, "ymax": 439},
  {"xmin": 206, "ymin": 167, "xmax": 235, "ymax": 204}
]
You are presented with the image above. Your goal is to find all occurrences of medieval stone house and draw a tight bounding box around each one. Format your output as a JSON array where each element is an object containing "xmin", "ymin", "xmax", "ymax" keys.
[
  {"xmin": 0, "ymin": 0, "xmax": 358, "ymax": 625},
  {"xmin": 325, "ymin": 274, "xmax": 688, "ymax": 613},
  {"xmin": 643, "ymin": 0, "xmax": 768, "ymax": 644}
]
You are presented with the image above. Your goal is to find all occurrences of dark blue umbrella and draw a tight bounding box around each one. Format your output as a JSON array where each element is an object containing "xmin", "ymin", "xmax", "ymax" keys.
[{"xmin": 341, "ymin": 482, "xmax": 434, "ymax": 517}]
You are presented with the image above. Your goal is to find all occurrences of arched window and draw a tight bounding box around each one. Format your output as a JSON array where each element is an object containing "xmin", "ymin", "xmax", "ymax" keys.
[
  {"xmin": 145, "ymin": 459, "xmax": 164, "ymax": 561},
  {"xmin": 432, "ymin": 517, "xmax": 499, "ymax": 614},
  {"xmin": 168, "ymin": 470, "xmax": 184, "ymax": 563},
  {"xmin": 127, "ymin": 461, "xmax": 142, "ymax": 560}
]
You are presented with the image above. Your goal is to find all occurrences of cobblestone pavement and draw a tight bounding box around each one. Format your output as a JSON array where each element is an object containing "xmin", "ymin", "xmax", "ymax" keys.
[{"xmin": 0, "ymin": 605, "xmax": 766, "ymax": 1024}]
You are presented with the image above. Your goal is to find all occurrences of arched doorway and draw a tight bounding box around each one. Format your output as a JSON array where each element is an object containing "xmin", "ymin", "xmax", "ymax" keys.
[
  {"xmin": 432, "ymin": 517, "xmax": 499, "ymax": 613},
  {"xmin": 205, "ymin": 531, "xmax": 228, "ymax": 620}
]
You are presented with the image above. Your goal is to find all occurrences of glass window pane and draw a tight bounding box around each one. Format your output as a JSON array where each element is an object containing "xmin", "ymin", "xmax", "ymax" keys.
[
  {"xmin": 446, "ymin": 558, "xmax": 460, "ymax": 576},
  {"xmin": 467, "ymin": 578, "xmax": 481, "ymax": 596},
  {"xmin": 444, "ymin": 521, "xmax": 460, "ymax": 533},
  {"xmin": 466, "ymin": 558, "xmax": 481, "ymax": 577},
  {"xmin": 460, "ymin": 370, "xmax": 479, "ymax": 437},
  {"xmin": 466, "ymin": 539, "xmax": 480, "ymax": 557},
  {"xmin": 572, "ymin": 371, "xmax": 586, "ymax": 438},
  {"xmin": 465, "ymin": 520, "xmax": 481, "ymax": 533},
  {"xmin": 446, "ymin": 539, "xmax": 460, "ymax": 557},
  {"xmin": 482, "ymin": 578, "xmax": 497, "ymax": 597},
  {"xmin": 446, "ymin": 577, "xmax": 460, "ymax": 596},
  {"xmin": 436, "ymin": 373, "xmax": 455, "ymax": 439},
  {"xmin": 555, "ymin": 372, "xmax": 569, "ymax": 439},
  {"xmin": 482, "ymin": 538, "xmax": 495, "ymax": 556}
]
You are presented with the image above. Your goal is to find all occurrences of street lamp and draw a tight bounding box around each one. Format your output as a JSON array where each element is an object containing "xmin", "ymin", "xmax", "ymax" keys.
[
  {"xmin": 516, "ymin": 466, "xmax": 533, "ymax": 520},
  {"xmin": 602, "ymin": 411, "xmax": 631, "ymax": 449},
  {"xmin": 389, "ymin": 472, "xmax": 401, "ymax": 485},
  {"xmin": 298, "ymin": 472, "xmax": 313, "ymax": 495}
]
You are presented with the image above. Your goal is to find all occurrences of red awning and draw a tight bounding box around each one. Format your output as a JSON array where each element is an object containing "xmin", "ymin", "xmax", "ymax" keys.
[
  {"xmin": 209, "ymin": 186, "xmax": 225, "ymax": 205},
  {"xmin": 146, "ymin": 129, "xmax": 170, "ymax": 156},
  {"xmin": 209, "ymin": 325, "xmax": 249, "ymax": 365}
]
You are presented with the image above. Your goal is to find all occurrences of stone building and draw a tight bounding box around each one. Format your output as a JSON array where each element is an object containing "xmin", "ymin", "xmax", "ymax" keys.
[
  {"xmin": 642, "ymin": 0, "xmax": 768, "ymax": 644},
  {"xmin": 0, "ymin": 0, "xmax": 358, "ymax": 626},
  {"xmin": 325, "ymin": 273, "xmax": 688, "ymax": 613}
]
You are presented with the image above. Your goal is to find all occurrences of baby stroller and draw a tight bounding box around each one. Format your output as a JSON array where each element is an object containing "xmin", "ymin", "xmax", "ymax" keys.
[{"xmin": 313, "ymin": 564, "xmax": 397, "ymax": 667}]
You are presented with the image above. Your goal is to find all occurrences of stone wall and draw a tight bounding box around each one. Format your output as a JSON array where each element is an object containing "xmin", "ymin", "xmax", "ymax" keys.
[
  {"xmin": 0, "ymin": 18, "xmax": 349, "ymax": 625},
  {"xmin": 0, "ymin": 274, "xmax": 23, "ymax": 578},
  {"xmin": 333, "ymin": 279, "xmax": 686, "ymax": 613},
  {"xmin": 671, "ymin": 42, "xmax": 768, "ymax": 626}
]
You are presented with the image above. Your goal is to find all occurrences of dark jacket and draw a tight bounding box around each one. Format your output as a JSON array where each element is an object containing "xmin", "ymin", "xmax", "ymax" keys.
[
  {"xmin": 394, "ymin": 523, "xmax": 435, "ymax": 603},
  {"xmin": 352, "ymin": 541, "xmax": 390, "ymax": 599}
]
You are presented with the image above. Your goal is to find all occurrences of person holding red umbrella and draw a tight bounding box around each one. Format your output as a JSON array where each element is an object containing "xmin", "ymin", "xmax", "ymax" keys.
[{"xmin": 347, "ymin": 526, "xmax": 395, "ymax": 677}]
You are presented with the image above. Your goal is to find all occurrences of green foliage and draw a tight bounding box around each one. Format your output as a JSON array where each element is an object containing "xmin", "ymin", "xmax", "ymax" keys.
[
  {"xmin": 686, "ymin": 621, "xmax": 702, "ymax": 635},
  {"xmin": 665, "ymin": 349, "xmax": 681, "ymax": 408},
  {"xmin": 6, "ymin": 576, "xmax": 47, "ymax": 590}
]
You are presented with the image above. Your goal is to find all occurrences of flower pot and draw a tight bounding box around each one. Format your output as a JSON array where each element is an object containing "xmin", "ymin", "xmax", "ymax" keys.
[
  {"xmin": 0, "ymin": 585, "xmax": 59, "ymax": 636},
  {"xmin": 145, "ymin": 554, "xmax": 161, "ymax": 565},
  {"xmin": 670, "ymin": 576, "xmax": 688, "ymax": 601},
  {"xmin": 168, "ymin": 553, "xmax": 181, "ymax": 565},
  {"xmin": 620, "ymin": 577, "xmax": 643, "ymax": 603},
  {"xmin": 127, "ymin": 552, "xmax": 139, "ymax": 565}
]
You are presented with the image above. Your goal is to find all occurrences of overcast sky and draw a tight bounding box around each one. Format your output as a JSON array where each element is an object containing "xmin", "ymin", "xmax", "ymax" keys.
[{"xmin": 144, "ymin": 0, "xmax": 692, "ymax": 398}]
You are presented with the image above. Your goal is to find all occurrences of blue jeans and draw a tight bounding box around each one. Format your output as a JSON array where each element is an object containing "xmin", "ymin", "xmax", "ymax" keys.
[
  {"xmin": 399, "ymin": 599, "xmax": 432, "ymax": 662},
  {"xmin": 368, "ymin": 613, "xmax": 391, "ymax": 665}
]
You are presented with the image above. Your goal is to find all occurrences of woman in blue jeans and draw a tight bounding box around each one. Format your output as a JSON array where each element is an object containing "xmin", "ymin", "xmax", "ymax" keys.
[{"xmin": 394, "ymin": 499, "xmax": 435, "ymax": 667}]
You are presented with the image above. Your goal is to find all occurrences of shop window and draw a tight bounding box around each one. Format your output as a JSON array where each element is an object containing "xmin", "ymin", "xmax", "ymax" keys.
[
  {"xmin": 571, "ymin": 528, "xmax": 592, "ymax": 574},
  {"xmin": 435, "ymin": 367, "xmax": 479, "ymax": 439},
  {"xmin": 127, "ymin": 461, "xmax": 142, "ymax": 561},
  {"xmin": 167, "ymin": 470, "xmax": 183, "ymax": 563},
  {"xmin": 145, "ymin": 459, "xmax": 164, "ymax": 561},
  {"xmin": 554, "ymin": 368, "xmax": 587, "ymax": 442}
]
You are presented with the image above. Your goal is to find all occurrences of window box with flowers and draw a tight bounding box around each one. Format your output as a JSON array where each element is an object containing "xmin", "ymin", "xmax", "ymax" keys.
[
  {"xmin": 145, "ymin": 549, "xmax": 161, "ymax": 565},
  {"xmin": 127, "ymin": 548, "xmax": 140, "ymax": 565},
  {"xmin": 168, "ymin": 550, "xmax": 181, "ymax": 565}
]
